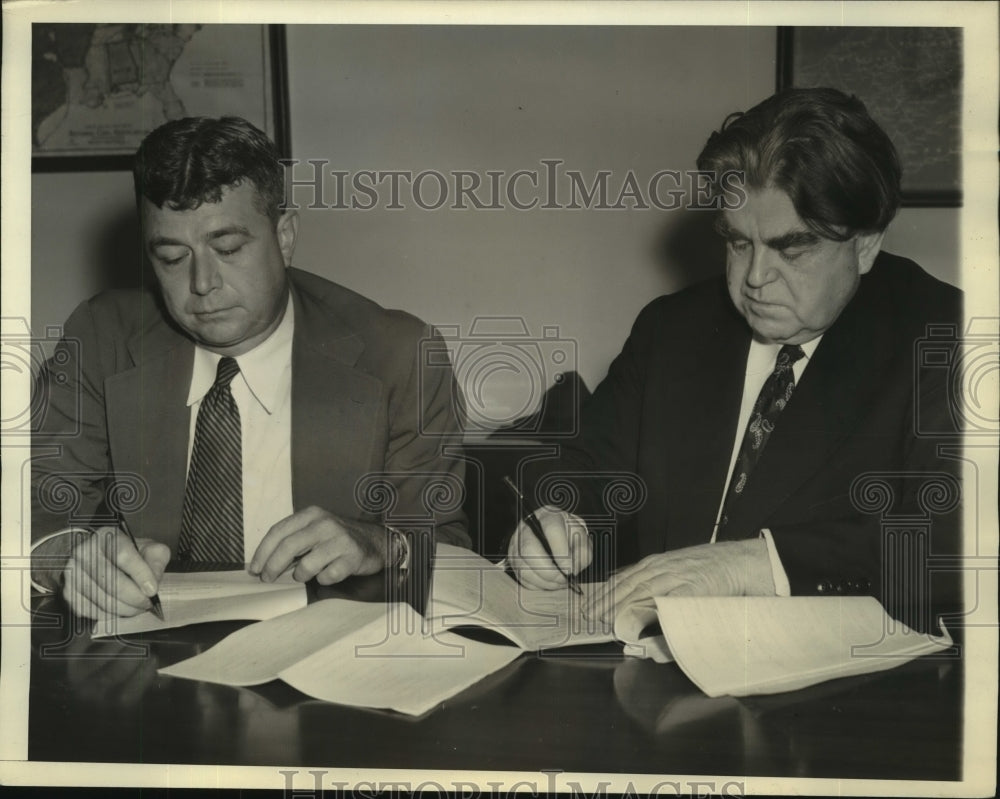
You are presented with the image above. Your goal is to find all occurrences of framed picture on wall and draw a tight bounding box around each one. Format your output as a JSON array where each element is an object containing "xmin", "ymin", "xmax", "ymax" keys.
[
  {"xmin": 777, "ymin": 27, "xmax": 962, "ymax": 207},
  {"xmin": 31, "ymin": 23, "xmax": 290, "ymax": 172}
]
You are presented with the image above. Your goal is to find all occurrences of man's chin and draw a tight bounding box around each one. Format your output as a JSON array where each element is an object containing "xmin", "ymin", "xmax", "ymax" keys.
[
  {"xmin": 746, "ymin": 318, "xmax": 799, "ymax": 345},
  {"xmin": 184, "ymin": 320, "xmax": 247, "ymax": 351},
  {"xmin": 741, "ymin": 305, "xmax": 785, "ymax": 340}
]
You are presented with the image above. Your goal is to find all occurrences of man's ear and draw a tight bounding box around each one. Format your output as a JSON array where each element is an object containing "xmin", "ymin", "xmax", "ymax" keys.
[
  {"xmin": 276, "ymin": 209, "xmax": 299, "ymax": 267},
  {"xmin": 855, "ymin": 229, "xmax": 886, "ymax": 275}
]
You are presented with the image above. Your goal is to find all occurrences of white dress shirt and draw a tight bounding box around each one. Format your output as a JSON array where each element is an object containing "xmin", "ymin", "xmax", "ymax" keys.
[
  {"xmin": 186, "ymin": 294, "xmax": 295, "ymax": 561},
  {"xmin": 710, "ymin": 336, "xmax": 822, "ymax": 594}
]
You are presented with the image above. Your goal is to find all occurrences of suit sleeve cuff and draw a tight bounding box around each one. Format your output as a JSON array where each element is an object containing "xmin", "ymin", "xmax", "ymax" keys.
[
  {"xmin": 760, "ymin": 528, "xmax": 791, "ymax": 597},
  {"xmin": 30, "ymin": 528, "xmax": 89, "ymax": 594}
]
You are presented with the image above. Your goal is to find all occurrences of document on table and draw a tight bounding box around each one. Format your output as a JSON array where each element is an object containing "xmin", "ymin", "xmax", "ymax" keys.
[
  {"xmin": 652, "ymin": 595, "xmax": 954, "ymax": 697},
  {"xmin": 160, "ymin": 599, "xmax": 522, "ymax": 716},
  {"xmin": 92, "ymin": 571, "xmax": 307, "ymax": 638},
  {"xmin": 614, "ymin": 597, "xmax": 673, "ymax": 663},
  {"xmin": 156, "ymin": 548, "xmax": 954, "ymax": 711},
  {"xmin": 429, "ymin": 543, "xmax": 615, "ymax": 650}
]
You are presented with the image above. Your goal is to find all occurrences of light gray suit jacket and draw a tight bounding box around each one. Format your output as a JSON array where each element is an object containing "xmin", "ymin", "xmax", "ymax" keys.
[{"xmin": 32, "ymin": 268, "xmax": 469, "ymax": 551}]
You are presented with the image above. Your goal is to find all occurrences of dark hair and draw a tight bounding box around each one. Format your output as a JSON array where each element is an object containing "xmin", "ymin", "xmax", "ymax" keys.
[
  {"xmin": 133, "ymin": 116, "xmax": 284, "ymax": 222},
  {"xmin": 697, "ymin": 88, "xmax": 902, "ymax": 239}
]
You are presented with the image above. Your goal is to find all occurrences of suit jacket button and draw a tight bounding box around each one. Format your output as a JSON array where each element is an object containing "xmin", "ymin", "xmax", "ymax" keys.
[{"xmin": 817, "ymin": 581, "xmax": 831, "ymax": 594}]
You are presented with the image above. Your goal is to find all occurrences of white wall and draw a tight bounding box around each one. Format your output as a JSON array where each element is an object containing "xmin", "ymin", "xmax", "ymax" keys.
[
  {"xmin": 283, "ymin": 25, "xmax": 779, "ymax": 394},
  {"xmin": 31, "ymin": 169, "xmax": 135, "ymax": 334},
  {"xmin": 31, "ymin": 25, "xmax": 960, "ymax": 404}
]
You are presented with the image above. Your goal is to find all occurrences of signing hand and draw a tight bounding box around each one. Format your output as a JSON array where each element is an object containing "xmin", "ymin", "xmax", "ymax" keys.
[
  {"xmin": 583, "ymin": 538, "xmax": 775, "ymax": 622},
  {"xmin": 61, "ymin": 527, "xmax": 170, "ymax": 619},
  {"xmin": 249, "ymin": 506, "xmax": 386, "ymax": 584},
  {"xmin": 506, "ymin": 505, "xmax": 593, "ymax": 590}
]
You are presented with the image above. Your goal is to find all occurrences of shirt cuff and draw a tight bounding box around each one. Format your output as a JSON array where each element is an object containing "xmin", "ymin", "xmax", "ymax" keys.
[
  {"xmin": 29, "ymin": 527, "xmax": 89, "ymax": 594},
  {"xmin": 759, "ymin": 528, "xmax": 791, "ymax": 597}
]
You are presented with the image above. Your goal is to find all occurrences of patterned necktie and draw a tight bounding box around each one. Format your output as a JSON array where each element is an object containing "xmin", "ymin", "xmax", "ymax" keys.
[
  {"xmin": 716, "ymin": 344, "xmax": 805, "ymax": 540},
  {"xmin": 178, "ymin": 356, "xmax": 244, "ymax": 562}
]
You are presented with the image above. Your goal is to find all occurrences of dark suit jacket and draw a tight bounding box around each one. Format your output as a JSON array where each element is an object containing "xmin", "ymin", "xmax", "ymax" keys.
[
  {"xmin": 32, "ymin": 268, "xmax": 469, "ymax": 551},
  {"xmin": 525, "ymin": 252, "xmax": 962, "ymax": 623}
]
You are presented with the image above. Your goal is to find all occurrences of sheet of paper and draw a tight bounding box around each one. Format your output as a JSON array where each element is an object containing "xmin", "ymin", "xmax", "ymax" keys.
[
  {"xmin": 654, "ymin": 596, "xmax": 953, "ymax": 697},
  {"xmin": 158, "ymin": 599, "xmax": 388, "ymax": 685},
  {"xmin": 614, "ymin": 597, "xmax": 674, "ymax": 663},
  {"xmin": 161, "ymin": 598, "xmax": 522, "ymax": 716},
  {"xmin": 93, "ymin": 570, "xmax": 306, "ymax": 638},
  {"xmin": 154, "ymin": 570, "xmax": 302, "ymax": 600},
  {"xmin": 279, "ymin": 604, "xmax": 523, "ymax": 716},
  {"xmin": 430, "ymin": 544, "xmax": 614, "ymax": 649}
]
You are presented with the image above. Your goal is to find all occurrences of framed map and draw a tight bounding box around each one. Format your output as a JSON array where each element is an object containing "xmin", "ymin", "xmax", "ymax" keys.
[
  {"xmin": 31, "ymin": 23, "xmax": 289, "ymax": 171},
  {"xmin": 777, "ymin": 27, "xmax": 962, "ymax": 207}
]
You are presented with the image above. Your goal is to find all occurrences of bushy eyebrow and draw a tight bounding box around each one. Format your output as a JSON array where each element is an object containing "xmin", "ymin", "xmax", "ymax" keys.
[
  {"xmin": 147, "ymin": 226, "xmax": 253, "ymax": 249},
  {"xmin": 206, "ymin": 225, "xmax": 253, "ymax": 242},
  {"xmin": 764, "ymin": 230, "xmax": 821, "ymax": 250},
  {"xmin": 147, "ymin": 235, "xmax": 186, "ymax": 249},
  {"xmin": 713, "ymin": 219, "xmax": 820, "ymax": 250}
]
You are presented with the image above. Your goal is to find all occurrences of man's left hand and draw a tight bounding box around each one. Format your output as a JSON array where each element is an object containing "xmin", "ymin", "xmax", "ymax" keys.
[
  {"xmin": 249, "ymin": 506, "xmax": 387, "ymax": 584},
  {"xmin": 582, "ymin": 538, "xmax": 776, "ymax": 622}
]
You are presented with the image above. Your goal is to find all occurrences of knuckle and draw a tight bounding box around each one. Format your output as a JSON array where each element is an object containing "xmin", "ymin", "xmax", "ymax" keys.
[
  {"xmin": 292, "ymin": 564, "xmax": 312, "ymax": 583},
  {"xmin": 274, "ymin": 536, "xmax": 301, "ymax": 561},
  {"xmin": 318, "ymin": 564, "xmax": 345, "ymax": 585},
  {"xmin": 303, "ymin": 505, "xmax": 327, "ymax": 523},
  {"xmin": 297, "ymin": 554, "xmax": 325, "ymax": 580}
]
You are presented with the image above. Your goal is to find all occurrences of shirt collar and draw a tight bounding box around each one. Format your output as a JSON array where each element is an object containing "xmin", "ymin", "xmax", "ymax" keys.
[
  {"xmin": 186, "ymin": 294, "xmax": 295, "ymax": 413},
  {"xmin": 746, "ymin": 334, "xmax": 822, "ymax": 375}
]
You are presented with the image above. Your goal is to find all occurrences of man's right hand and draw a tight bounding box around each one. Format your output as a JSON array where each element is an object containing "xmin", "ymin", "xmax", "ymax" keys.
[
  {"xmin": 506, "ymin": 505, "xmax": 593, "ymax": 590},
  {"xmin": 60, "ymin": 528, "xmax": 170, "ymax": 619}
]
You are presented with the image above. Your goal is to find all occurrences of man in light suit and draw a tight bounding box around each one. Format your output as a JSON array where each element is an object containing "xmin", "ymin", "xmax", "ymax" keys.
[
  {"xmin": 31, "ymin": 117, "xmax": 468, "ymax": 619},
  {"xmin": 508, "ymin": 88, "xmax": 962, "ymax": 630}
]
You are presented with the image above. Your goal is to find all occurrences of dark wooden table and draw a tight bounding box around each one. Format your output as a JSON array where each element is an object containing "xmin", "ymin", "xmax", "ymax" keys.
[{"xmin": 28, "ymin": 578, "xmax": 963, "ymax": 784}]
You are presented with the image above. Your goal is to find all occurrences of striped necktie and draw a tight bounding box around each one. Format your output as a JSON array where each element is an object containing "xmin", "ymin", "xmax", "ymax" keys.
[
  {"xmin": 178, "ymin": 356, "xmax": 244, "ymax": 563},
  {"xmin": 716, "ymin": 344, "xmax": 804, "ymax": 540}
]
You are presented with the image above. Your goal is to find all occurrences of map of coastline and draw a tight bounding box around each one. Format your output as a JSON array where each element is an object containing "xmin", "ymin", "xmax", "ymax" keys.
[
  {"xmin": 33, "ymin": 24, "xmax": 203, "ymax": 152},
  {"xmin": 32, "ymin": 23, "xmax": 271, "ymax": 157}
]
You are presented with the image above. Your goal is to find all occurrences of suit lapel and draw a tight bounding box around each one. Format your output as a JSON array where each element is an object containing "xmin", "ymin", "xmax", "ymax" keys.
[
  {"xmin": 289, "ymin": 279, "xmax": 383, "ymax": 517},
  {"xmin": 105, "ymin": 274, "xmax": 385, "ymax": 546},
  {"xmin": 658, "ymin": 289, "xmax": 749, "ymax": 550},
  {"xmin": 726, "ymin": 276, "xmax": 886, "ymax": 536},
  {"xmin": 105, "ymin": 321, "xmax": 192, "ymax": 549}
]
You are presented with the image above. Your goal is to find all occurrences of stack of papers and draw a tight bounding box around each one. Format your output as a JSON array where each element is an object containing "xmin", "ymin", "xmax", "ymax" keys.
[
  {"xmin": 651, "ymin": 595, "xmax": 953, "ymax": 697},
  {"xmin": 93, "ymin": 571, "xmax": 306, "ymax": 638}
]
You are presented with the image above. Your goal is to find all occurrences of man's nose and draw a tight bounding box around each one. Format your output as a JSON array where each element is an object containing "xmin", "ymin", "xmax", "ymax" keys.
[
  {"xmin": 745, "ymin": 246, "xmax": 777, "ymax": 287},
  {"xmin": 189, "ymin": 254, "xmax": 220, "ymax": 295}
]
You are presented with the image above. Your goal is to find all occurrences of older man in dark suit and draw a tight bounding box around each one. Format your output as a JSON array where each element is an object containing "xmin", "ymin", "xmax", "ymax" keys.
[
  {"xmin": 507, "ymin": 88, "xmax": 962, "ymax": 630},
  {"xmin": 31, "ymin": 117, "xmax": 468, "ymax": 619}
]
